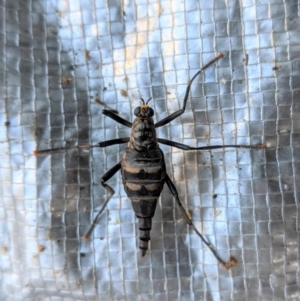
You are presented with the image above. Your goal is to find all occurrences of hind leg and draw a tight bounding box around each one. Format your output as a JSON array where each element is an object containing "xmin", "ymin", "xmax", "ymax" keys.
[
  {"xmin": 165, "ymin": 174, "xmax": 236, "ymax": 269},
  {"xmin": 83, "ymin": 162, "xmax": 121, "ymax": 240}
]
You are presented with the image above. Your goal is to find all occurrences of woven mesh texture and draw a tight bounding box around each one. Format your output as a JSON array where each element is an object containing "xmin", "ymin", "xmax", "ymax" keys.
[{"xmin": 0, "ymin": 1, "xmax": 299, "ymax": 300}]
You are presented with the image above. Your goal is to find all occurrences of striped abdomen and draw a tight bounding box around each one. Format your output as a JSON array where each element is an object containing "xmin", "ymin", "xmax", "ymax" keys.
[{"xmin": 121, "ymin": 147, "xmax": 166, "ymax": 255}]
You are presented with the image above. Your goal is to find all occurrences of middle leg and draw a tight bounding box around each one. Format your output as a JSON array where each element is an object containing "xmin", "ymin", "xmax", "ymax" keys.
[{"xmin": 158, "ymin": 138, "xmax": 266, "ymax": 150}]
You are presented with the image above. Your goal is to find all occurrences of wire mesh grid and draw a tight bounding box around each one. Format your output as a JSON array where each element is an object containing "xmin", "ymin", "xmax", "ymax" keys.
[{"xmin": 0, "ymin": 0, "xmax": 299, "ymax": 300}]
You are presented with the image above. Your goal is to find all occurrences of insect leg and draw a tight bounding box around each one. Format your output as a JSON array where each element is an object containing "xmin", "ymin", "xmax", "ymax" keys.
[
  {"xmin": 83, "ymin": 161, "xmax": 121, "ymax": 240},
  {"xmin": 33, "ymin": 143, "xmax": 101, "ymax": 155},
  {"xmin": 165, "ymin": 174, "xmax": 237, "ymax": 269},
  {"xmin": 94, "ymin": 98, "xmax": 119, "ymax": 114},
  {"xmin": 34, "ymin": 138, "xmax": 131, "ymax": 154},
  {"xmin": 103, "ymin": 109, "xmax": 132, "ymax": 128},
  {"xmin": 155, "ymin": 53, "xmax": 223, "ymax": 128},
  {"xmin": 158, "ymin": 138, "xmax": 266, "ymax": 150},
  {"xmin": 98, "ymin": 137, "xmax": 130, "ymax": 147}
]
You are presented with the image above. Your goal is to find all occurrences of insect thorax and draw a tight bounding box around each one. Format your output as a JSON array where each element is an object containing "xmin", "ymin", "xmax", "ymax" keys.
[{"xmin": 130, "ymin": 117, "xmax": 157, "ymax": 151}]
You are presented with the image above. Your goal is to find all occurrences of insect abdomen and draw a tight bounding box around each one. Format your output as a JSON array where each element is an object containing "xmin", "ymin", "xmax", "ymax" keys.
[
  {"xmin": 121, "ymin": 147, "xmax": 166, "ymax": 255},
  {"xmin": 121, "ymin": 148, "xmax": 166, "ymax": 198}
]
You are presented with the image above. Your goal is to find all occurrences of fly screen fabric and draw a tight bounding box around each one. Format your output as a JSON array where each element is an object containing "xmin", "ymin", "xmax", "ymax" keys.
[{"xmin": 0, "ymin": 1, "xmax": 299, "ymax": 300}]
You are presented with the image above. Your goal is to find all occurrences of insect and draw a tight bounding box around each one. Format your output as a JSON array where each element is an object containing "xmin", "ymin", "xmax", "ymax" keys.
[{"xmin": 35, "ymin": 52, "xmax": 265, "ymax": 269}]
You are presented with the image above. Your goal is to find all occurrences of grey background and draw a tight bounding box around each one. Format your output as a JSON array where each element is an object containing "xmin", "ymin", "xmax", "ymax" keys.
[{"xmin": 0, "ymin": 0, "xmax": 299, "ymax": 300}]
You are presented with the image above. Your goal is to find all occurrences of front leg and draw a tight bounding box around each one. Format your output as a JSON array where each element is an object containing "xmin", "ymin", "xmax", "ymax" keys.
[
  {"xmin": 155, "ymin": 53, "xmax": 223, "ymax": 128},
  {"xmin": 103, "ymin": 109, "xmax": 132, "ymax": 128}
]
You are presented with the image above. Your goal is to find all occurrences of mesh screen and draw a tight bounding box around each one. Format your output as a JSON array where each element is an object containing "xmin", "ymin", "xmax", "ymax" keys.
[{"xmin": 0, "ymin": 0, "xmax": 299, "ymax": 300}]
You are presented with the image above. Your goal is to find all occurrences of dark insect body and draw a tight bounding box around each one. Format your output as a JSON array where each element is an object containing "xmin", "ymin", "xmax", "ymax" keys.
[
  {"xmin": 121, "ymin": 105, "xmax": 165, "ymax": 256},
  {"xmin": 35, "ymin": 53, "xmax": 265, "ymax": 269}
]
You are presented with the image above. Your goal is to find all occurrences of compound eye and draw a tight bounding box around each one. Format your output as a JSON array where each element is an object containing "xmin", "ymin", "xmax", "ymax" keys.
[
  {"xmin": 134, "ymin": 107, "xmax": 141, "ymax": 116},
  {"xmin": 148, "ymin": 107, "xmax": 154, "ymax": 117}
]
